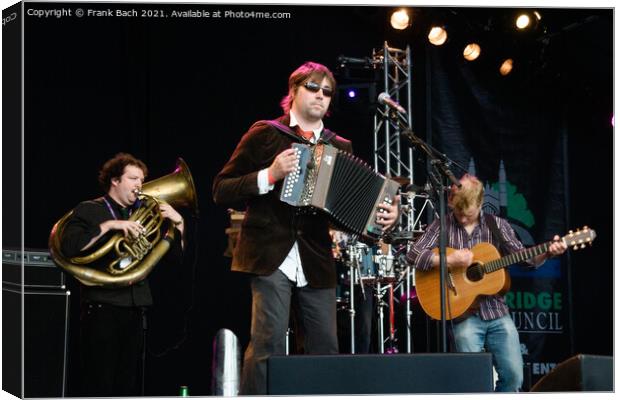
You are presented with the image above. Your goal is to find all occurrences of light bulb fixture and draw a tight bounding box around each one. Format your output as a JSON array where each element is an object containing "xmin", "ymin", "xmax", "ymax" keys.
[
  {"xmin": 515, "ymin": 10, "xmax": 541, "ymax": 31},
  {"xmin": 515, "ymin": 14, "xmax": 531, "ymax": 30},
  {"xmin": 390, "ymin": 9, "xmax": 410, "ymax": 30},
  {"xmin": 428, "ymin": 26, "xmax": 448, "ymax": 46},
  {"xmin": 463, "ymin": 43, "xmax": 481, "ymax": 61},
  {"xmin": 499, "ymin": 58, "xmax": 514, "ymax": 76}
]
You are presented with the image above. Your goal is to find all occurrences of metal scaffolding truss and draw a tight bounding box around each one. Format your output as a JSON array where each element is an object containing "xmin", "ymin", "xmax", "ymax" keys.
[
  {"xmin": 336, "ymin": 43, "xmax": 438, "ymax": 355},
  {"xmin": 371, "ymin": 42, "xmax": 433, "ymax": 238},
  {"xmin": 373, "ymin": 42, "xmax": 413, "ymax": 183},
  {"xmin": 368, "ymin": 42, "xmax": 436, "ymax": 355}
]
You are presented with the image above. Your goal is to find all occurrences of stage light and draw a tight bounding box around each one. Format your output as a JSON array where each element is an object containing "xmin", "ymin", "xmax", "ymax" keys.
[
  {"xmin": 428, "ymin": 26, "xmax": 448, "ymax": 46},
  {"xmin": 463, "ymin": 43, "xmax": 481, "ymax": 61},
  {"xmin": 515, "ymin": 10, "xmax": 541, "ymax": 31},
  {"xmin": 347, "ymin": 90, "xmax": 357, "ymax": 99},
  {"xmin": 390, "ymin": 9, "xmax": 410, "ymax": 30},
  {"xmin": 516, "ymin": 14, "xmax": 531, "ymax": 30},
  {"xmin": 499, "ymin": 58, "xmax": 514, "ymax": 76}
]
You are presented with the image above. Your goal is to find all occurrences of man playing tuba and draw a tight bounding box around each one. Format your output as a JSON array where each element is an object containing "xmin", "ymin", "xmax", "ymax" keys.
[{"xmin": 60, "ymin": 152, "xmax": 185, "ymax": 397}]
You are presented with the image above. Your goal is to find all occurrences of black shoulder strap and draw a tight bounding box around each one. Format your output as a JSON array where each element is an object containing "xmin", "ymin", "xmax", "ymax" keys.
[
  {"xmin": 260, "ymin": 119, "xmax": 335, "ymax": 145},
  {"xmin": 484, "ymin": 214, "xmax": 510, "ymax": 256},
  {"xmin": 264, "ymin": 119, "xmax": 301, "ymax": 139},
  {"xmin": 252, "ymin": 119, "xmax": 302, "ymax": 143},
  {"xmin": 321, "ymin": 129, "xmax": 336, "ymax": 144}
]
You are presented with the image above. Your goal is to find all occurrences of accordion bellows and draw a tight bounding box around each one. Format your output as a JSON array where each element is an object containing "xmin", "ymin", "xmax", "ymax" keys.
[{"xmin": 281, "ymin": 143, "xmax": 399, "ymax": 240}]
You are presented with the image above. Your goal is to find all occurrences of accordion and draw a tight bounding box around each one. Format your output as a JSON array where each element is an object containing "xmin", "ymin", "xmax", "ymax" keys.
[{"xmin": 280, "ymin": 143, "xmax": 400, "ymax": 240}]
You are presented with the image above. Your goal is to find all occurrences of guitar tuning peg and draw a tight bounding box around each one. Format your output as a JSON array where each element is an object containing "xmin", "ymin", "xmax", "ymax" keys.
[
  {"xmin": 584, "ymin": 225, "xmax": 589, "ymax": 230},
  {"xmin": 581, "ymin": 244, "xmax": 586, "ymax": 249},
  {"xmin": 569, "ymin": 230, "xmax": 573, "ymax": 234},
  {"xmin": 573, "ymin": 245, "xmax": 578, "ymax": 251}
]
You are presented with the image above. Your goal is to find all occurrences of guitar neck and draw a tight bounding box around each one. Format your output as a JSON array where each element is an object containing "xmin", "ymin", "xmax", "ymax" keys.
[
  {"xmin": 482, "ymin": 227, "xmax": 595, "ymax": 273},
  {"xmin": 484, "ymin": 242, "xmax": 551, "ymax": 273}
]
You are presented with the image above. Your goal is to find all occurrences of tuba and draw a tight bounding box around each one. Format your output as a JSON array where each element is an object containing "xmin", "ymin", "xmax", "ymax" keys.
[{"xmin": 49, "ymin": 158, "xmax": 198, "ymax": 287}]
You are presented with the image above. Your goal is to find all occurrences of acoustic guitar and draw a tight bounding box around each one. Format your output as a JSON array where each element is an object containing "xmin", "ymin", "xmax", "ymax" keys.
[{"xmin": 414, "ymin": 227, "xmax": 596, "ymax": 320}]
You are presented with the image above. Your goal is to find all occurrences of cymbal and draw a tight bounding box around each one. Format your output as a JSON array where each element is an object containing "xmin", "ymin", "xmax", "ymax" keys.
[
  {"xmin": 391, "ymin": 231, "xmax": 415, "ymax": 239},
  {"xmin": 383, "ymin": 230, "xmax": 418, "ymax": 244},
  {"xmin": 389, "ymin": 176, "xmax": 412, "ymax": 186}
]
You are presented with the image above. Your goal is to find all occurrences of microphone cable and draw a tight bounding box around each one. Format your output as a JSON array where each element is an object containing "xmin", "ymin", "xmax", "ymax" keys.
[{"xmin": 148, "ymin": 216, "xmax": 200, "ymax": 358}]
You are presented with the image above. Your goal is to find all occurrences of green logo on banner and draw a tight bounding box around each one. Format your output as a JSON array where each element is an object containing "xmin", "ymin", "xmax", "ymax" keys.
[
  {"xmin": 470, "ymin": 158, "xmax": 536, "ymax": 245},
  {"xmin": 491, "ymin": 181, "xmax": 534, "ymax": 228}
]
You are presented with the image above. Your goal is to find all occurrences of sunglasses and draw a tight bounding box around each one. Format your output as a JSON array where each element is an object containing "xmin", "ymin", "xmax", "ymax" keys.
[{"xmin": 303, "ymin": 81, "xmax": 334, "ymax": 97}]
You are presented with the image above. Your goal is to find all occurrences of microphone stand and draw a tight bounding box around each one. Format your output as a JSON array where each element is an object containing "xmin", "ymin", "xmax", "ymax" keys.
[
  {"xmin": 392, "ymin": 114, "xmax": 463, "ymax": 353},
  {"xmin": 140, "ymin": 307, "xmax": 148, "ymax": 395},
  {"xmin": 346, "ymin": 237, "xmax": 366, "ymax": 354},
  {"xmin": 430, "ymin": 168, "xmax": 449, "ymax": 353}
]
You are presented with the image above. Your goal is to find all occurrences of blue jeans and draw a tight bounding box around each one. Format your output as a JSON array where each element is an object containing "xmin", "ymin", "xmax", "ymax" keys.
[{"xmin": 453, "ymin": 314, "xmax": 523, "ymax": 392}]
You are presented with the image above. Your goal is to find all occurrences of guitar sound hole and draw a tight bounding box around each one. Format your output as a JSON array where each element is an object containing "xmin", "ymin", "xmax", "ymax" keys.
[{"xmin": 466, "ymin": 263, "xmax": 484, "ymax": 282}]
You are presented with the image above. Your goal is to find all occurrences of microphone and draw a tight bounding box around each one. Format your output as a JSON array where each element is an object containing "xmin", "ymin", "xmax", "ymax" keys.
[
  {"xmin": 378, "ymin": 92, "xmax": 406, "ymax": 114},
  {"xmin": 338, "ymin": 55, "xmax": 374, "ymax": 66}
]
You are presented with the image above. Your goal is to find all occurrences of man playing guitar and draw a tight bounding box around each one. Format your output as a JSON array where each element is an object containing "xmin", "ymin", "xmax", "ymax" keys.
[{"xmin": 406, "ymin": 174, "xmax": 567, "ymax": 392}]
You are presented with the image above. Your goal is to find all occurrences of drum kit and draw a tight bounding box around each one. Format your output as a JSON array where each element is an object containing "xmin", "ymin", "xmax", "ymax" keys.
[
  {"xmin": 331, "ymin": 228, "xmax": 417, "ymax": 354},
  {"xmin": 329, "ymin": 184, "xmax": 436, "ymax": 354}
]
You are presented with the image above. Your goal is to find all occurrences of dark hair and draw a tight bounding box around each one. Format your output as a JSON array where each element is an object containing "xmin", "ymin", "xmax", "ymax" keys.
[
  {"xmin": 98, "ymin": 152, "xmax": 148, "ymax": 192},
  {"xmin": 280, "ymin": 61, "xmax": 336, "ymax": 114}
]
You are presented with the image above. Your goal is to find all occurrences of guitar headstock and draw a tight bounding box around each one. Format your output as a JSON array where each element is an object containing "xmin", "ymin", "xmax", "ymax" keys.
[{"xmin": 563, "ymin": 226, "xmax": 597, "ymax": 250}]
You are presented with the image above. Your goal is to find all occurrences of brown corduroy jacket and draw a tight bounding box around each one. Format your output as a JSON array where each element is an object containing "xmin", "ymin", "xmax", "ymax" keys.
[{"xmin": 212, "ymin": 115, "xmax": 352, "ymax": 288}]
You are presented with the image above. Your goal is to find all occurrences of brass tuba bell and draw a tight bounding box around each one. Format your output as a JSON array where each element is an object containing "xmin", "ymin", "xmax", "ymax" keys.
[{"xmin": 49, "ymin": 158, "xmax": 198, "ymax": 287}]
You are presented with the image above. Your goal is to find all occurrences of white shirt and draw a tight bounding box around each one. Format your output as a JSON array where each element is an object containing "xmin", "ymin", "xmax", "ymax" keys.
[{"xmin": 256, "ymin": 112, "xmax": 323, "ymax": 287}]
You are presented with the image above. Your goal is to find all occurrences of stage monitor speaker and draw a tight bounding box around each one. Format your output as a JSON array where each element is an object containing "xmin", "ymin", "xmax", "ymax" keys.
[
  {"xmin": 2, "ymin": 285, "xmax": 71, "ymax": 398},
  {"xmin": 530, "ymin": 354, "xmax": 612, "ymax": 392},
  {"xmin": 267, "ymin": 353, "xmax": 493, "ymax": 395},
  {"xmin": 25, "ymin": 288, "xmax": 70, "ymax": 398},
  {"xmin": 2, "ymin": 284, "xmax": 22, "ymax": 398}
]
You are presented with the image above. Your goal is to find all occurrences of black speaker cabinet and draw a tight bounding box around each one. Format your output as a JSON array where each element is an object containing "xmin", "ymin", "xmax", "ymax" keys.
[
  {"xmin": 530, "ymin": 354, "xmax": 613, "ymax": 392},
  {"xmin": 3, "ymin": 248, "xmax": 66, "ymax": 289},
  {"xmin": 2, "ymin": 285, "xmax": 70, "ymax": 398},
  {"xmin": 2, "ymin": 284, "xmax": 22, "ymax": 397},
  {"xmin": 267, "ymin": 353, "xmax": 493, "ymax": 394}
]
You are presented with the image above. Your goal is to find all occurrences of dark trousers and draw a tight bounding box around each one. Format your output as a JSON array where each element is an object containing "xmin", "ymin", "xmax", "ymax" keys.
[
  {"xmin": 240, "ymin": 270, "xmax": 339, "ymax": 395},
  {"xmin": 80, "ymin": 303, "xmax": 146, "ymax": 397},
  {"xmin": 354, "ymin": 285, "xmax": 375, "ymax": 353}
]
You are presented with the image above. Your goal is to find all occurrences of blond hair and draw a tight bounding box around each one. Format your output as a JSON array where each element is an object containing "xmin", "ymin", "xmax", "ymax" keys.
[{"xmin": 448, "ymin": 174, "xmax": 484, "ymax": 213}]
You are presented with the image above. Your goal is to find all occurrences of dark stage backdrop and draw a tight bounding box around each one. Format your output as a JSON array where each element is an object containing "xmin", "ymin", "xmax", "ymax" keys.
[
  {"xmin": 18, "ymin": 3, "xmax": 612, "ymax": 396},
  {"xmin": 425, "ymin": 13, "xmax": 613, "ymax": 385}
]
